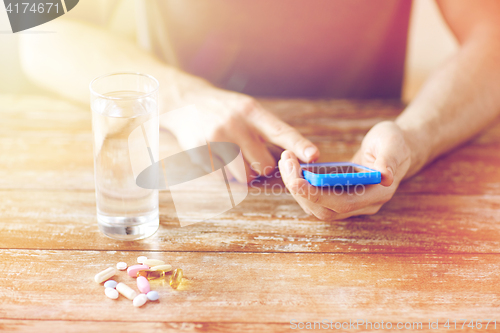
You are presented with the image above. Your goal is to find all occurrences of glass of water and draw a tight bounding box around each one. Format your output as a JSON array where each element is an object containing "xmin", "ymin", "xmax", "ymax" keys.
[{"xmin": 89, "ymin": 72, "xmax": 159, "ymax": 240}]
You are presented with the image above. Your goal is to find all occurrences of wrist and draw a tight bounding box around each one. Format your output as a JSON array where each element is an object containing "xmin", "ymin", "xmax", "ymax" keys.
[
  {"xmin": 395, "ymin": 119, "xmax": 430, "ymax": 179},
  {"xmin": 156, "ymin": 66, "xmax": 214, "ymax": 111}
]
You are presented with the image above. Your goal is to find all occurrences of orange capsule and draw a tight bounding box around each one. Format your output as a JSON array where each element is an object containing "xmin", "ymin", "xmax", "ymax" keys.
[
  {"xmin": 170, "ymin": 268, "xmax": 183, "ymax": 289},
  {"xmin": 137, "ymin": 269, "xmax": 164, "ymax": 280}
]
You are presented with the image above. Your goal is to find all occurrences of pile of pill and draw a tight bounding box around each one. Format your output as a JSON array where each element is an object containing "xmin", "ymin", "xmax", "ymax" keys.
[{"xmin": 94, "ymin": 256, "xmax": 184, "ymax": 307}]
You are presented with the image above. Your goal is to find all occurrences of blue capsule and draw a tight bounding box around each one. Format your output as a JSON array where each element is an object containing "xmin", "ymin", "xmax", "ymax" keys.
[
  {"xmin": 104, "ymin": 280, "xmax": 117, "ymax": 289},
  {"xmin": 147, "ymin": 291, "xmax": 159, "ymax": 301}
]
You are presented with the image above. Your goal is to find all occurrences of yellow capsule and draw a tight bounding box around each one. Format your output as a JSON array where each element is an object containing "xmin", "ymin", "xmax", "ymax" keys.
[
  {"xmin": 150, "ymin": 264, "xmax": 173, "ymax": 272},
  {"xmin": 137, "ymin": 269, "xmax": 164, "ymax": 280},
  {"xmin": 170, "ymin": 268, "xmax": 183, "ymax": 289}
]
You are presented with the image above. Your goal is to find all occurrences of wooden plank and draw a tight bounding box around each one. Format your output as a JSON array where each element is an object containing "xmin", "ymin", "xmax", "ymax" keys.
[
  {"xmin": 2, "ymin": 95, "xmax": 500, "ymax": 331},
  {"xmin": 0, "ymin": 320, "xmax": 484, "ymax": 333},
  {"xmin": 2, "ymin": 95, "xmax": 500, "ymax": 195},
  {"xmin": 0, "ymin": 250, "xmax": 498, "ymax": 324},
  {"xmin": 0, "ymin": 320, "xmax": 292, "ymax": 333},
  {"xmin": 1, "ymin": 190, "xmax": 500, "ymax": 253},
  {"xmin": 0, "ymin": 95, "xmax": 90, "ymax": 135},
  {"xmin": 2, "ymin": 133, "xmax": 500, "ymax": 194}
]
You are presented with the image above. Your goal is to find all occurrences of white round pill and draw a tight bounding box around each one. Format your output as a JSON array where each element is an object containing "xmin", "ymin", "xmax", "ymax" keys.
[
  {"xmin": 116, "ymin": 262, "xmax": 128, "ymax": 271},
  {"xmin": 105, "ymin": 287, "xmax": 119, "ymax": 300},
  {"xmin": 104, "ymin": 280, "xmax": 117, "ymax": 289},
  {"xmin": 133, "ymin": 294, "xmax": 148, "ymax": 307},
  {"xmin": 146, "ymin": 291, "xmax": 159, "ymax": 301},
  {"xmin": 137, "ymin": 256, "xmax": 147, "ymax": 264}
]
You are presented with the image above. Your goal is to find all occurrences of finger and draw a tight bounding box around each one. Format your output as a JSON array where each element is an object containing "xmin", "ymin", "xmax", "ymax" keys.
[
  {"xmin": 237, "ymin": 132, "xmax": 276, "ymax": 177},
  {"xmin": 223, "ymin": 163, "xmax": 236, "ymax": 182},
  {"xmin": 212, "ymin": 154, "xmax": 236, "ymax": 182},
  {"xmin": 210, "ymin": 123, "xmax": 265, "ymax": 183},
  {"xmin": 279, "ymin": 151, "xmax": 303, "ymax": 185},
  {"xmin": 281, "ymin": 152, "xmax": 391, "ymax": 214},
  {"xmin": 367, "ymin": 126, "xmax": 409, "ymax": 187},
  {"xmin": 229, "ymin": 122, "xmax": 276, "ymax": 177},
  {"xmin": 371, "ymin": 142, "xmax": 399, "ymax": 187},
  {"xmin": 223, "ymin": 154, "xmax": 256, "ymax": 183},
  {"xmin": 296, "ymin": 179, "xmax": 388, "ymax": 214},
  {"xmin": 279, "ymin": 151, "xmax": 335, "ymax": 218},
  {"xmin": 281, "ymin": 171, "xmax": 313, "ymax": 215},
  {"xmin": 278, "ymin": 155, "xmax": 314, "ymax": 215},
  {"xmin": 309, "ymin": 204, "xmax": 382, "ymax": 221},
  {"xmin": 280, "ymin": 151, "xmax": 322, "ymax": 204},
  {"xmin": 297, "ymin": 196, "xmax": 332, "ymax": 219},
  {"xmin": 282, "ymin": 169, "xmax": 381, "ymax": 220},
  {"xmin": 280, "ymin": 151, "xmax": 392, "ymax": 219},
  {"xmin": 371, "ymin": 138, "xmax": 405, "ymax": 187},
  {"xmin": 266, "ymin": 142, "xmax": 285, "ymax": 161},
  {"xmin": 279, "ymin": 152, "xmax": 385, "ymax": 220},
  {"xmin": 248, "ymin": 107, "xmax": 319, "ymax": 163}
]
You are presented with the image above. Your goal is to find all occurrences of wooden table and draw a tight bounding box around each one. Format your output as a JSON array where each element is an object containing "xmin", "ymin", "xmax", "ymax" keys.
[{"xmin": 1, "ymin": 95, "xmax": 500, "ymax": 332}]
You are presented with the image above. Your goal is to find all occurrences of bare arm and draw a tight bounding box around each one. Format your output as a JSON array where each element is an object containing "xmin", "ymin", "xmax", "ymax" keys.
[
  {"xmin": 279, "ymin": 0, "xmax": 500, "ymax": 221},
  {"xmin": 397, "ymin": 0, "xmax": 500, "ymax": 177},
  {"xmin": 19, "ymin": 18, "xmax": 319, "ymax": 182},
  {"xmin": 19, "ymin": 18, "xmax": 203, "ymax": 107}
]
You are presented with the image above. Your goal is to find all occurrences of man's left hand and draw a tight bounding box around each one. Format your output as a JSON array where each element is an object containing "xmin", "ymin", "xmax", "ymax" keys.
[{"xmin": 278, "ymin": 121, "xmax": 411, "ymax": 221}]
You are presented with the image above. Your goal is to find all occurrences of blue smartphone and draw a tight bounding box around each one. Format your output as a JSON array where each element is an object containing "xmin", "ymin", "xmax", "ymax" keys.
[{"xmin": 300, "ymin": 162, "xmax": 381, "ymax": 187}]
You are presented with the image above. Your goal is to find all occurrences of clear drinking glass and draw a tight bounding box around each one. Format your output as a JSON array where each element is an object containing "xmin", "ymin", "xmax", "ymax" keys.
[{"xmin": 89, "ymin": 73, "xmax": 159, "ymax": 240}]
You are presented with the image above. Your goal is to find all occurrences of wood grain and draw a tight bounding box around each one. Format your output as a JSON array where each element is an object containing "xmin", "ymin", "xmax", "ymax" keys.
[
  {"xmin": 1, "ymin": 190, "xmax": 500, "ymax": 253},
  {"xmin": 2, "ymin": 95, "xmax": 500, "ymax": 194},
  {"xmin": 1, "ymin": 250, "xmax": 499, "ymax": 325},
  {"xmin": 0, "ymin": 320, "xmax": 486, "ymax": 333},
  {"xmin": 0, "ymin": 320, "xmax": 293, "ymax": 333},
  {"xmin": 1, "ymin": 94, "xmax": 499, "ymax": 332}
]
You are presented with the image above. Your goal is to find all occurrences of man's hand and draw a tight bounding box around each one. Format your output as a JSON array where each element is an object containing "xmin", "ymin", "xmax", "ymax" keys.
[
  {"xmin": 167, "ymin": 86, "xmax": 320, "ymax": 183},
  {"xmin": 278, "ymin": 121, "xmax": 411, "ymax": 221},
  {"xmin": 18, "ymin": 18, "xmax": 319, "ymax": 184}
]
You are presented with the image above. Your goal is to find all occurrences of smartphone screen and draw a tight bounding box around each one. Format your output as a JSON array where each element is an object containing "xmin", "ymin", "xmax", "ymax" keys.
[{"xmin": 302, "ymin": 165, "xmax": 368, "ymax": 174}]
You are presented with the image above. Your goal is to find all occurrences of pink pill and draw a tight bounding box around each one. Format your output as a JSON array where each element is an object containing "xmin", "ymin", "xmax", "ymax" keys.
[
  {"xmin": 127, "ymin": 264, "xmax": 149, "ymax": 278},
  {"xmin": 137, "ymin": 276, "xmax": 150, "ymax": 293}
]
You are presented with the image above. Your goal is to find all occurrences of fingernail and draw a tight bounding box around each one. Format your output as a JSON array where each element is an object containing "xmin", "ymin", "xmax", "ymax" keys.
[
  {"xmin": 387, "ymin": 166, "xmax": 394, "ymax": 176},
  {"xmin": 285, "ymin": 160, "xmax": 294, "ymax": 175},
  {"xmin": 304, "ymin": 147, "xmax": 317, "ymax": 159}
]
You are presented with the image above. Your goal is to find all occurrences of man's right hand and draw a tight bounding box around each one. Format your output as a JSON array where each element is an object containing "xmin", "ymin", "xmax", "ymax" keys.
[
  {"xmin": 18, "ymin": 17, "xmax": 318, "ymax": 184},
  {"xmin": 167, "ymin": 85, "xmax": 319, "ymax": 183}
]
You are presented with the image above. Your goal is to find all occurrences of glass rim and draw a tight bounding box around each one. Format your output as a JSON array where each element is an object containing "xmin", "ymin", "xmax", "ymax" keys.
[{"xmin": 89, "ymin": 72, "xmax": 160, "ymax": 101}]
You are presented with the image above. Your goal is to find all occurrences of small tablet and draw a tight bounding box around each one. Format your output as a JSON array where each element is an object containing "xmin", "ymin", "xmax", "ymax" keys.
[{"xmin": 300, "ymin": 162, "xmax": 381, "ymax": 187}]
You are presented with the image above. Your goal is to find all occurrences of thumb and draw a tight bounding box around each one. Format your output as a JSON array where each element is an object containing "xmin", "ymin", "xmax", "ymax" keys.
[
  {"xmin": 372, "ymin": 147, "xmax": 399, "ymax": 187},
  {"xmin": 362, "ymin": 121, "xmax": 410, "ymax": 187},
  {"xmin": 249, "ymin": 107, "xmax": 319, "ymax": 163}
]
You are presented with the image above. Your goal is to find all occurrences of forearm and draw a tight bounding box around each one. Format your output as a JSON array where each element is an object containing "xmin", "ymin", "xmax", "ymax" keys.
[
  {"xmin": 396, "ymin": 32, "xmax": 500, "ymax": 178},
  {"xmin": 19, "ymin": 18, "xmax": 208, "ymax": 109}
]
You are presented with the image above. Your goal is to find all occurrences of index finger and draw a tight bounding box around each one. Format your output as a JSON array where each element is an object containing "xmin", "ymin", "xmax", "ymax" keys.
[{"xmin": 248, "ymin": 106, "xmax": 319, "ymax": 163}]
